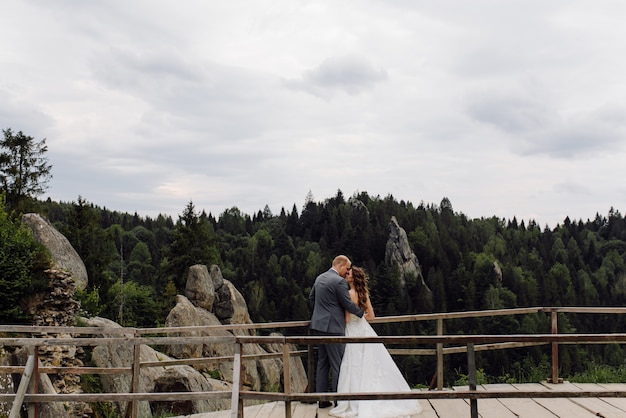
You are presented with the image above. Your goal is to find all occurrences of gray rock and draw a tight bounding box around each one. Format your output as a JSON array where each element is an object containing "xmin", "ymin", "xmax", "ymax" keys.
[
  {"xmin": 164, "ymin": 265, "xmax": 309, "ymax": 394},
  {"xmin": 494, "ymin": 261, "xmax": 503, "ymax": 282},
  {"xmin": 262, "ymin": 332, "xmax": 308, "ymax": 393},
  {"xmin": 209, "ymin": 264, "xmax": 224, "ymax": 290},
  {"xmin": 214, "ymin": 279, "xmax": 253, "ymax": 329},
  {"xmin": 385, "ymin": 216, "xmax": 432, "ymax": 294},
  {"xmin": 164, "ymin": 294, "xmax": 261, "ymax": 390},
  {"xmin": 83, "ymin": 316, "xmax": 230, "ymax": 417},
  {"xmin": 21, "ymin": 213, "xmax": 88, "ymax": 290},
  {"xmin": 184, "ymin": 264, "xmax": 215, "ymax": 311},
  {"xmin": 83, "ymin": 317, "xmax": 154, "ymax": 417},
  {"xmin": 151, "ymin": 368, "xmax": 231, "ymax": 416},
  {"xmin": 165, "ymin": 295, "xmax": 203, "ymax": 359}
]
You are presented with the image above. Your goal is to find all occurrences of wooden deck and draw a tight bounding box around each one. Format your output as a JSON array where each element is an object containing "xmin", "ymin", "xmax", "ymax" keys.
[{"xmin": 175, "ymin": 382, "xmax": 626, "ymax": 418}]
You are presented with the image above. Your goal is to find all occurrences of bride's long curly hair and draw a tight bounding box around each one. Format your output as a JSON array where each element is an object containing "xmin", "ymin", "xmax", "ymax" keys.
[{"xmin": 351, "ymin": 266, "xmax": 370, "ymax": 311}]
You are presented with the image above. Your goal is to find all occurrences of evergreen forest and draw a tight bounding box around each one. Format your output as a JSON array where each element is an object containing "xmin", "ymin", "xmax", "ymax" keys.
[{"xmin": 3, "ymin": 190, "xmax": 626, "ymax": 387}]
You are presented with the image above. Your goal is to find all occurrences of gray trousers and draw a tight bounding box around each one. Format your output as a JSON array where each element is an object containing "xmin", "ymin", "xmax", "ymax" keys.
[{"xmin": 313, "ymin": 330, "xmax": 345, "ymax": 393}]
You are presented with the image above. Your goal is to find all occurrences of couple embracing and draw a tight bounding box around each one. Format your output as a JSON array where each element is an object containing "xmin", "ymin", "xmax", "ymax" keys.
[{"xmin": 309, "ymin": 255, "xmax": 423, "ymax": 418}]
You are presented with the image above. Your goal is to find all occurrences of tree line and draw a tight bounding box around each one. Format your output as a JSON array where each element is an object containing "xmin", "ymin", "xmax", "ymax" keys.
[
  {"xmin": 2, "ymin": 128, "xmax": 626, "ymax": 386},
  {"xmin": 24, "ymin": 192, "xmax": 626, "ymax": 385}
]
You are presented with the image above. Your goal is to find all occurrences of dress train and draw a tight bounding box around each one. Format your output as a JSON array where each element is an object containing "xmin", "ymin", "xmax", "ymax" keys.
[{"xmin": 329, "ymin": 314, "xmax": 422, "ymax": 418}]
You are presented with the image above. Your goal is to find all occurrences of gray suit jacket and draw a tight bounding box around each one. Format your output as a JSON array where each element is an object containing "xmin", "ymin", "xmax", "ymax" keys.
[{"xmin": 309, "ymin": 268, "xmax": 364, "ymax": 334}]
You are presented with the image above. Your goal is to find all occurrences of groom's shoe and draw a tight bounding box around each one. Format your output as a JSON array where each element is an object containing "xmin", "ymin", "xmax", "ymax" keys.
[{"xmin": 318, "ymin": 401, "xmax": 332, "ymax": 408}]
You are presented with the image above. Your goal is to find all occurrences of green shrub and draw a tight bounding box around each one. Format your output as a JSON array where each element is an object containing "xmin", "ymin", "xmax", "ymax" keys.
[
  {"xmin": 453, "ymin": 367, "xmax": 488, "ymax": 386},
  {"xmin": 0, "ymin": 193, "xmax": 50, "ymax": 323},
  {"xmin": 568, "ymin": 363, "xmax": 626, "ymax": 383}
]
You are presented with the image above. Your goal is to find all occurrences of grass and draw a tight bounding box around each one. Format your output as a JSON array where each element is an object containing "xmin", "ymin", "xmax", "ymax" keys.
[{"xmin": 568, "ymin": 363, "xmax": 626, "ymax": 383}]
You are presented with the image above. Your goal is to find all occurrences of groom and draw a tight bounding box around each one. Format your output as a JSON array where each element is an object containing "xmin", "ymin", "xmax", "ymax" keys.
[{"xmin": 309, "ymin": 255, "xmax": 364, "ymax": 408}]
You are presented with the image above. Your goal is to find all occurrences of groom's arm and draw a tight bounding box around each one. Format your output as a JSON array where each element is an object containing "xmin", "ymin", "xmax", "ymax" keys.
[{"xmin": 337, "ymin": 282, "xmax": 364, "ymax": 318}]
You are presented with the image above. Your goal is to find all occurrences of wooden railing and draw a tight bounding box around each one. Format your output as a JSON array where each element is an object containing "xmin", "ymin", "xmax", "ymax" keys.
[
  {"xmin": 237, "ymin": 333, "xmax": 626, "ymax": 418},
  {"xmin": 2, "ymin": 307, "xmax": 626, "ymax": 418}
]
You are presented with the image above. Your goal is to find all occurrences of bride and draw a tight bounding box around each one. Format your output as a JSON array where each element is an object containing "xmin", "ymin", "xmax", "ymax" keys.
[{"xmin": 329, "ymin": 266, "xmax": 423, "ymax": 418}]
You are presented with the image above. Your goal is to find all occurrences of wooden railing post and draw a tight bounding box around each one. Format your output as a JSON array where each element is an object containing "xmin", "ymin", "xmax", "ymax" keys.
[
  {"xmin": 436, "ymin": 318, "xmax": 444, "ymax": 390},
  {"xmin": 231, "ymin": 342, "xmax": 243, "ymax": 418},
  {"xmin": 9, "ymin": 353, "xmax": 35, "ymax": 418},
  {"xmin": 283, "ymin": 341, "xmax": 292, "ymax": 418},
  {"xmin": 125, "ymin": 330, "xmax": 141, "ymax": 418},
  {"xmin": 307, "ymin": 328, "xmax": 314, "ymax": 394},
  {"xmin": 550, "ymin": 310, "xmax": 560, "ymax": 384},
  {"xmin": 468, "ymin": 343, "xmax": 478, "ymax": 418},
  {"xmin": 29, "ymin": 347, "xmax": 39, "ymax": 418}
]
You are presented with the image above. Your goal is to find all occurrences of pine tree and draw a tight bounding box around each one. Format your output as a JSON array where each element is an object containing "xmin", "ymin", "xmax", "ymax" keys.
[{"xmin": 0, "ymin": 128, "xmax": 52, "ymax": 210}]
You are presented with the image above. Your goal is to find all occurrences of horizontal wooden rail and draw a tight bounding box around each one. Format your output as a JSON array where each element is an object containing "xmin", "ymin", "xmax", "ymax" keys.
[
  {"xmin": 239, "ymin": 389, "xmax": 626, "ymax": 402},
  {"xmin": 236, "ymin": 333, "xmax": 626, "ymax": 345},
  {"xmin": 0, "ymin": 391, "xmax": 233, "ymax": 402},
  {"xmin": 0, "ymin": 366, "xmax": 130, "ymax": 375},
  {"xmin": 4, "ymin": 307, "xmax": 626, "ymax": 417},
  {"xmin": 368, "ymin": 306, "xmax": 545, "ymax": 324},
  {"xmin": 3, "ymin": 306, "xmax": 626, "ymax": 336},
  {"xmin": 0, "ymin": 335, "xmax": 237, "ymax": 347},
  {"xmin": 389, "ymin": 341, "xmax": 546, "ymax": 356},
  {"xmin": 231, "ymin": 326, "xmax": 626, "ymax": 417}
]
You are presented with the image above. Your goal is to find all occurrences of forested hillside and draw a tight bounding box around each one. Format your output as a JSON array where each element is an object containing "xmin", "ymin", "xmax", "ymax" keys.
[{"xmin": 8, "ymin": 190, "xmax": 626, "ymax": 386}]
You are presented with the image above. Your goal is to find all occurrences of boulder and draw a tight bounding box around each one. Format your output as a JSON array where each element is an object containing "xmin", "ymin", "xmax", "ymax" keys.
[
  {"xmin": 165, "ymin": 295, "xmax": 261, "ymax": 390},
  {"xmin": 83, "ymin": 316, "xmax": 230, "ymax": 417},
  {"xmin": 184, "ymin": 265, "xmax": 215, "ymax": 311},
  {"xmin": 214, "ymin": 279, "xmax": 253, "ymax": 330},
  {"xmin": 195, "ymin": 308, "xmax": 236, "ymax": 383},
  {"xmin": 151, "ymin": 367, "xmax": 231, "ymax": 416},
  {"xmin": 165, "ymin": 295, "xmax": 203, "ymax": 359},
  {"xmin": 84, "ymin": 317, "xmax": 155, "ymax": 417},
  {"xmin": 262, "ymin": 332, "xmax": 308, "ymax": 393},
  {"xmin": 21, "ymin": 213, "xmax": 88, "ymax": 290},
  {"xmin": 209, "ymin": 264, "xmax": 224, "ymax": 290},
  {"xmin": 164, "ymin": 265, "xmax": 308, "ymax": 394}
]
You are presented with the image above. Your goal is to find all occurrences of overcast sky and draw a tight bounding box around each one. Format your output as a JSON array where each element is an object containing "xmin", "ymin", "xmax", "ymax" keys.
[{"xmin": 2, "ymin": 1, "xmax": 626, "ymax": 228}]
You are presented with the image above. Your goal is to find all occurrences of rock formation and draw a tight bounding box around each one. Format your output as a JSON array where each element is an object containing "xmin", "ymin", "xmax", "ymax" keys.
[
  {"xmin": 12, "ymin": 268, "xmax": 89, "ymax": 418},
  {"xmin": 31, "ymin": 269, "xmax": 88, "ymax": 417},
  {"xmin": 21, "ymin": 213, "xmax": 88, "ymax": 291},
  {"xmin": 166, "ymin": 265, "xmax": 307, "ymax": 393},
  {"xmin": 184, "ymin": 264, "xmax": 216, "ymax": 311},
  {"xmin": 7, "ymin": 215, "xmax": 307, "ymax": 417},
  {"xmin": 83, "ymin": 316, "xmax": 231, "ymax": 417},
  {"xmin": 385, "ymin": 216, "xmax": 432, "ymax": 294}
]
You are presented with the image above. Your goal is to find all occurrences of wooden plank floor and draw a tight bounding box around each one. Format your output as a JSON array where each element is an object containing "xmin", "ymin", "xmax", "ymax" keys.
[{"xmin": 175, "ymin": 382, "xmax": 626, "ymax": 417}]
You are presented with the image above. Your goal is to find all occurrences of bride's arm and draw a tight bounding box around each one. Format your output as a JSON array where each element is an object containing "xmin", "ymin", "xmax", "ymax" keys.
[
  {"xmin": 364, "ymin": 295, "xmax": 375, "ymax": 321},
  {"xmin": 346, "ymin": 289, "xmax": 358, "ymax": 323}
]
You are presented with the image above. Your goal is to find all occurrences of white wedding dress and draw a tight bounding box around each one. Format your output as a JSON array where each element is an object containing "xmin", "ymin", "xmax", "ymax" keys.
[{"xmin": 329, "ymin": 314, "xmax": 423, "ymax": 418}]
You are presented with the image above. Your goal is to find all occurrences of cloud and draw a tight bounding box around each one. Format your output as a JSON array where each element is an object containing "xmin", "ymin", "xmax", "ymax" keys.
[
  {"xmin": 284, "ymin": 54, "xmax": 388, "ymax": 98},
  {"xmin": 467, "ymin": 93, "xmax": 556, "ymax": 134},
  {"xmin": 466, "ymin": 86, "xmax": 626, "ymax": 158},
  {"xmin": 0, "ymin": 89, "xmax": 53, "ymax": 139},
  {"xmin": 3, "ymin": 1, "xmax": 626, "ymax": 228}
]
